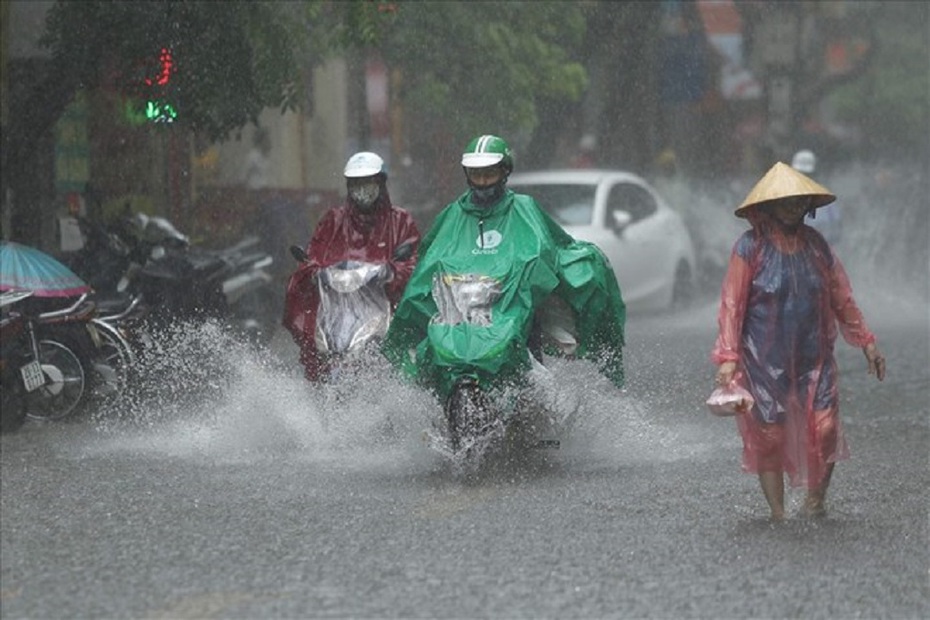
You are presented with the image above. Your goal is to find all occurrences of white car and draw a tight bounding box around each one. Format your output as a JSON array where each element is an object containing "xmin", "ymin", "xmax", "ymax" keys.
[{"xmin": 508, "ymin": 169, "xmax": 697, "ymax": 313}]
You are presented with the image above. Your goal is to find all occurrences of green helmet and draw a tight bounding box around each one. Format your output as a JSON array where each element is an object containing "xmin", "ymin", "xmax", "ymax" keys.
[{"xmin": 461, "ymin": 135, "xmax": 513, "ymax": 173}]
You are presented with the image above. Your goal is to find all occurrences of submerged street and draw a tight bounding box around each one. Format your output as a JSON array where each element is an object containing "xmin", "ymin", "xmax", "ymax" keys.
[
  {"xmin": 3, "ymin": 2, "xmax": 927, "ymax": 618},
  {"xmin": 1, "ymin": 293, "xmax": 927, "ymax": 619}
]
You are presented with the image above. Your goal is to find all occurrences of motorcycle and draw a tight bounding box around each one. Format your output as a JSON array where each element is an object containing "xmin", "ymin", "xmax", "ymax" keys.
[
  {"xmin": 288, "ymin": 241, "xmax": 413, "ymax": 383},
  {"xmin": 0, "ymin": 291, "xmax": 122, "ymax": 423},
  {"xmin": 92, "ymin": 292, "xmax": 151, "ymax": 357},
  {"xmin": 217, "ymin": 235, "xmax": 277, "ymax": 342},
  {"xmin": 88, "ymin": 292, "xmax": 143, "ymax": 389},
  {"xmin": 425, "ymin": 273, "xmax": 576, "ymax": 462},
  {"xmin": 69, "ymin": 213, "xmax": 278, "ymax": 343},
  {"xmin": 382, "ymin": 197, "xmax": 626, "ymax": 471},
  {"xmin": 1, "ymin": 290, "xmax": 37, "ymax": 432}
]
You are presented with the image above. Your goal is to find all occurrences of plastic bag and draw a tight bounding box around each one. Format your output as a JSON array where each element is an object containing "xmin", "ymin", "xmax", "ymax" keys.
[{"xmin": 706, "ymin": 382, "xmax": 754, "ymax": 417}]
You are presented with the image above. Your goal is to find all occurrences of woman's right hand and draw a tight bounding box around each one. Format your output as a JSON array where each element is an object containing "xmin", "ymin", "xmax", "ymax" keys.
[
  {"xmin": 716, "ymin": 361, "xmax": 737, "ymax": 387},
  {"xmin": 863, "ymin": 342, "xmax": 886, "ymax": 381}
]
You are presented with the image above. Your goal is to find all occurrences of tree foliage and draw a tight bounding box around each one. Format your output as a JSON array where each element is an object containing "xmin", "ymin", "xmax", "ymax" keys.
[
  {"xmin": 37, "ymin": 1, "xmax": 586, "ymax": 156},
  {"xmin": 2, "ymin": 0, "xmax": 396, "ymax": 242},
  {"xmin": 379, "ymin": 1, "xmax": 588, "ymax": 148},
  {"xmin": 40, "ymin": 0, "xmax": 395, "ymax": 141},
  {"xmin": 825, "ymin": 1, "xmax": 929, "ymax": 157}
]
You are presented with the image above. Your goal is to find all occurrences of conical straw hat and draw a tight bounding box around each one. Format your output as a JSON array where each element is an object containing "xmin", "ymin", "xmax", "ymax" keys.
[{"xmin": 735, "ymin": 161, "xmax": 836, "ymax": 218}]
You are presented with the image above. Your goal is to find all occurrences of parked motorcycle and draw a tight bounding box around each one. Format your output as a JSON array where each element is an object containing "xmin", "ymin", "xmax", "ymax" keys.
[
  {"xmin": 92, "ymin": 292, "xmax": 151, "ymax": 359},
  {"xmin": 87, "ymin": 294, "xmax": 140, "ymax": 392},
  {"xmin": 1, "ymin": 291, "xmax": 37, "ymax": 432},
  {"xmin": 288, "ymin": 241, "xmax": 412, "ymax": 383},
  {"xmin": 0, "ymin": 291, "xmax": 117, "ymax": 423},
  {"xmin": 69, "ymin": 213, "xmax": 278, "ymax": 343}
]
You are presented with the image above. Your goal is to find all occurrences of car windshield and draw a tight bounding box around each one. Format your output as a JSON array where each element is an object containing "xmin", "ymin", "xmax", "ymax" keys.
[{"xmin": 511, "ymin": 183, "xmax": 595, "ymax": 225}]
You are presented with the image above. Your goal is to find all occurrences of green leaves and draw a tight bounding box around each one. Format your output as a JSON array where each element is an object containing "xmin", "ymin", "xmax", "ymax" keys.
[
  {"xmin": 827, "ymin": 2, "xmax": 929, "ymax": 155},
  {"xmin": 40, "ymin": 0, "xmax": 584, "ymax": 146},
  {"xmin": 40, "ymin": 0, "xmax": 395, "ymax": 141},
  {"xmin": 379, "ymin": 1, "xmax": 588, "ymax": 144}
]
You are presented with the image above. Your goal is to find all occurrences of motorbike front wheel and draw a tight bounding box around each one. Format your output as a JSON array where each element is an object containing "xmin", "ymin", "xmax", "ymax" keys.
[
  {"xmin": 445, "ymin": 378, "xmax": 498, "ymax": 454},
  {"xmin": 90, "ymin": 318, "xmax": 135, "ymax": 396},
  {"xmin": 24, "ymin": 340, "xmax": 86, "ymax": 421}
]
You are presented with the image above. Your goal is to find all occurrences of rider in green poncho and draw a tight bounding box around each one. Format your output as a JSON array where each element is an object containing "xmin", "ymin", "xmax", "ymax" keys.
[{"xmin": 382, "ymin": 135, "xmax": 626, "ymax": 399}]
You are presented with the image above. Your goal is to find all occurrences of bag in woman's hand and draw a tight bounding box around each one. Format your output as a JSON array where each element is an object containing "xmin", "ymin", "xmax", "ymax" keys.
[{"xmin": 706, "ymin": 381, "xmax": 754, "ymax": 417}]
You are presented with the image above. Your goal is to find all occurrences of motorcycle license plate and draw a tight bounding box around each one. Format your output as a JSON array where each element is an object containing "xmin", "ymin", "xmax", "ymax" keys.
[{"xmin": 20, "ymin": 360, "xmax": 45, "ymax": 392}]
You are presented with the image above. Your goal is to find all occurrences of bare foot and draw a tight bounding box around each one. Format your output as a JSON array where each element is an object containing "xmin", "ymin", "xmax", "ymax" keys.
[{"xmin": 802, "ymin": 495, "xmax": 827, "ymax": 518}]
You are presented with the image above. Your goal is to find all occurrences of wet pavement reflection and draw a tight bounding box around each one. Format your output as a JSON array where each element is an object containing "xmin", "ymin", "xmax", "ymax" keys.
[{"xmin": 1, "ymin": 290, "xmax": 927, "ymax": 619}]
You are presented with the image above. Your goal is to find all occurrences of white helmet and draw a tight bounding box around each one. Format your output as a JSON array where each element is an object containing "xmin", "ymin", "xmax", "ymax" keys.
[
  {"xmin": 791, "ymin": 149, "xmax": 816, "ymax": 174},
  {"xmin": 344, "ymin": 152, "xmax": 386, "ymax": 178}
]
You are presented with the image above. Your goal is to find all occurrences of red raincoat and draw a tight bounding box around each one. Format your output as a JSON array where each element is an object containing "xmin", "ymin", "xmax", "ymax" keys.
[
  {"xmin": 711, "ymin": 212, "xmax": 876, "ymax": 488},
  {"xmin": 283, "ymin": 189, "xmax": 420, "ymax": 381}
]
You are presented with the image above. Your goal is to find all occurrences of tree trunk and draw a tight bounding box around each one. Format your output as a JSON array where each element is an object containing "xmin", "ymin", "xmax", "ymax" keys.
[{"xmin": 2, "ymin": 58, "xmax": 80, "ymax": 246}]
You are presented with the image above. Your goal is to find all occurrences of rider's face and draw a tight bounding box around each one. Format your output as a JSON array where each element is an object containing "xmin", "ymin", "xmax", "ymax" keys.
[
  {"xmin": 771, "ymin": 196, "xmax": 811, "ymax": 226},
  {"xmin": 465, "ymin": 166, "xmax": 504, "ymax": 188},
  {"xmin": 347, "ymin": 176, "xmax": 379, "ymax": 194},
  {"xmin": 347, "ymin": 175, "xmax": 381, "ymax": 209}
]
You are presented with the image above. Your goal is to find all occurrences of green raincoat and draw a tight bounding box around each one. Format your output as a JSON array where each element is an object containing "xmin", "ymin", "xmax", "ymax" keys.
[{"xmin": 382, "ymin": 189, "xmax": 625, "ymax": 398}]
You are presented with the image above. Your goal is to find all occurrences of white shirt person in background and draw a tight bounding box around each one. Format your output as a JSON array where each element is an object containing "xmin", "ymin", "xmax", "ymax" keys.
[
  {"xmin": 243, "ymin": 128, "xmax": 271, "ymax": 191},
  {"xmin": 792, "ymin": 149, "xmax": 842, "ymax": 246}
]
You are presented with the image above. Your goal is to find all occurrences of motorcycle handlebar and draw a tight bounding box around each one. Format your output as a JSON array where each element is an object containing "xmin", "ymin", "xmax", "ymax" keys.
[
  {"xmin": 290, "ymin": 241, "xmax": 412, "ymax": 265},
  {"xmin": 289, "ymin": 245, "xmax": 309, "ymax": 263},
  {"xmin": 36, "ymin": 293, "xmax": 90, "ymax": 320}
]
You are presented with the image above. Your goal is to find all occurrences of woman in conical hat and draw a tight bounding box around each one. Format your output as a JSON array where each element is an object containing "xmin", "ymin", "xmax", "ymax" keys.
[{"xmin": 711, "ymin": 161, "xmax": 886, "ymax": 521}]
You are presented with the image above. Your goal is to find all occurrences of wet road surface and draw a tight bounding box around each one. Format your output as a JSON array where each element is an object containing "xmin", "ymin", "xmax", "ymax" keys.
[{"xmin": 1, "ymin": 295, "xmax": 927, "ymax": 619}]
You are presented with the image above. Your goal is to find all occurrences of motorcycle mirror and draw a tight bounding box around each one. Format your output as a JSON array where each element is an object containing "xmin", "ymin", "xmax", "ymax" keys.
[
  {"xmin": 393, "ymin": 241, "xmax": 414, "ymax": 261},
  {"xmin": 289, "ymin": 245, "xmax": 309, "ymax": 263}
]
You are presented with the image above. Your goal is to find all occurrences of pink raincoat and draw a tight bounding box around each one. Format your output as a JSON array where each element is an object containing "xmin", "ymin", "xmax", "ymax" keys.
[
  {"xmin": 711, "ymin": 211, "xmax": 876, "ymax": 488},
  {"xmin": 283, "ymin": 188, "xmax": 420, "ymax": 381}
]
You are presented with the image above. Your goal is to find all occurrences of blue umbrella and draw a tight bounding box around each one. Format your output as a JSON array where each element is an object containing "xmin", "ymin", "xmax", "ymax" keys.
[{"xmin": 0, "ymin": 241, "xmax": 92, "ymax": 298}]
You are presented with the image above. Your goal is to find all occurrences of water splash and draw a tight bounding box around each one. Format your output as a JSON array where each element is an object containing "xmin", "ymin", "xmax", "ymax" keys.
[
  {"xmin": 84, "ymin": 322, "xmax": 437, "ymax": 465},
  {"xmin": 75, "ymin": 319, "xmax": 696, "ymax": 478}
]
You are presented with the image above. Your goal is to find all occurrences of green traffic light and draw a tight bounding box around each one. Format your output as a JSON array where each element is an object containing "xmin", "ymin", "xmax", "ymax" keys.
[{"xmin": 145, "ymin": 100, "xmax": 178, "ymax": 123}]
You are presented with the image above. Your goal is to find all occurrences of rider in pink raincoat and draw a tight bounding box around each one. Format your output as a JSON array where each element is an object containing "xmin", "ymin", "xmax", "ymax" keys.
[
  {"xmin": 283, "ymin": 152, "xmax": 421, "ymax": 381},
  {"xmin": 712, "ymin": 162, "xmax": 886, "ymax": 521}
]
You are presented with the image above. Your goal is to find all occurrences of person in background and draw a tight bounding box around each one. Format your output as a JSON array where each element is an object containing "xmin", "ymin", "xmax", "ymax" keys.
[
  {"xmin": 243, "ymin": 128, "xmax": 271, "ymax": 191},
  {"xmin": 712, "ymin": 161, "xmax": 886, "ymax": 521},
  {"xmin": 792, "ymin": 149, "xmax": 842, "ymax": 245},
  {"xmin": 57, "ymin": 192, "xmax": 86, "ymax": 253},
  {"xmin": 569, "ymin": 133, "xmax": 598, "ymax": 169},
  {"xmin": 282, "ymin": 152, "xmax": 420, "ymax": 382}
]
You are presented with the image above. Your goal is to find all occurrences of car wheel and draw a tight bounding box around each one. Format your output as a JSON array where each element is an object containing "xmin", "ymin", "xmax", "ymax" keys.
[{"xmin": 671, "ymin": 261, "xmax": 694, "ymax": 309}]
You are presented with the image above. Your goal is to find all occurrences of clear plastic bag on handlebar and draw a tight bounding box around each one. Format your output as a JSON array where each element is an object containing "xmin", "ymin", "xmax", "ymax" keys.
[
  {"xmin": 430, "ymin": 273, "xmax": 502, "ymax": 326},
  {"xmin": 321, "ymin": 262, "xmax": 387, "ymax": 293},
  {"xmin": 316, "ymin": 261, "xmax": 391, "ymax": 354}
]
